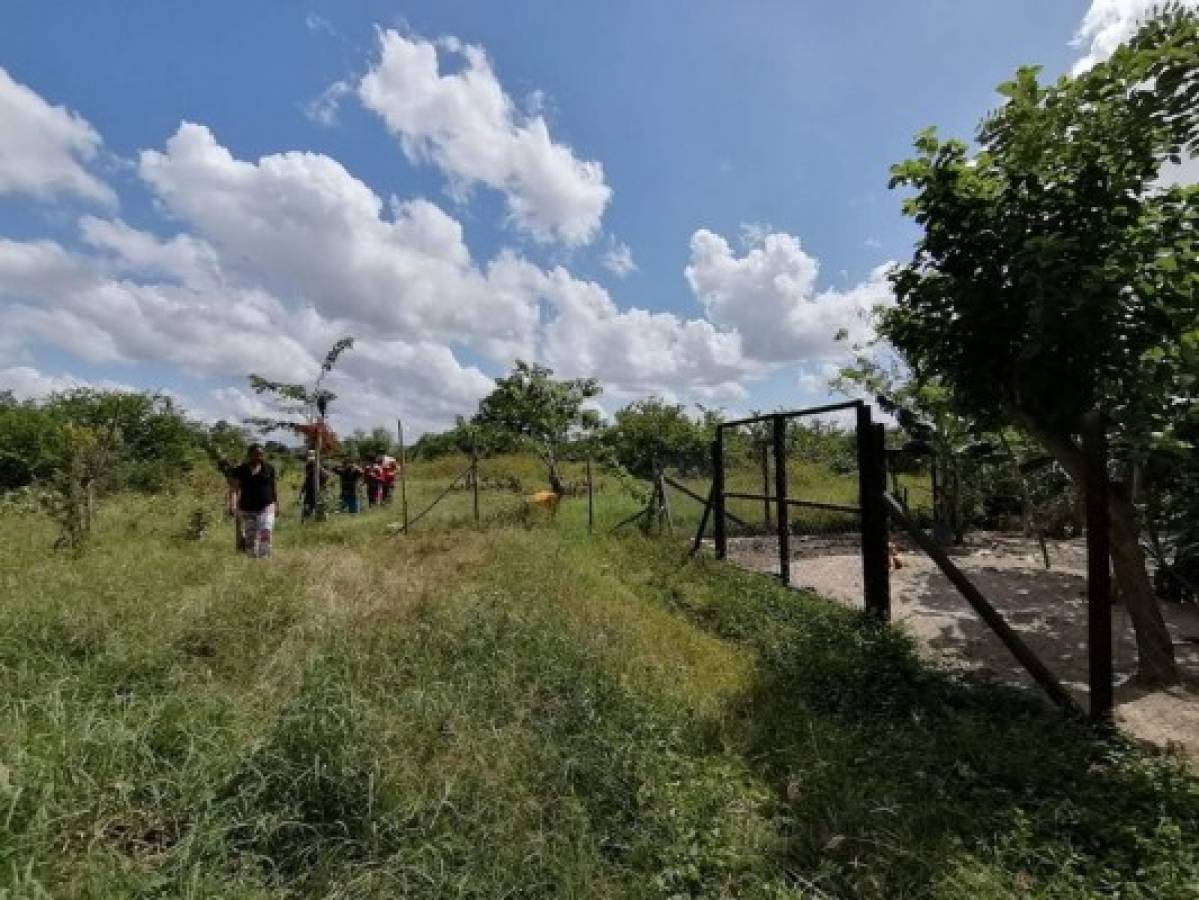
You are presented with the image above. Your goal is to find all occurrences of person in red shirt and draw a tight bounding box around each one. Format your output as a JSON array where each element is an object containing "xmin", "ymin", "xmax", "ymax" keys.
[{"xmin": 364, "ymin": 457, "xmax": 384, "ymax": 507}]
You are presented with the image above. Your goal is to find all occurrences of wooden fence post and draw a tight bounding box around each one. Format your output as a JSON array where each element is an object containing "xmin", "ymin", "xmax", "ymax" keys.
[
  {"xmin": 659, "ymin": 467, "xmax": 674, "ymax": 534},
  {"xmin": 471, "ymin": 442, "xmax": 480, "ymax": 527},
  {"xmin": 884, "ymin": 494, "xmax": 1082, "ymax": 715},
  {"xmin": 857, "ymin": 404, "xmax": 890, "ymax": 620},
  {"xmin": 586, "ymin": 456, "xmax": 594, "ymax": 533},
  {"xmin": 690, "ymin": 482, "xmax": 714, "ymax": 555},
  {"xmin": 397, "ymin": 418, "xmax": 409, "ymax": 533},
  {"xmin": 712, "ymin": 435, "xmax": 727, "ymax": 560},
  {"xmin": 773, "ymin": 415, "xmax": 790, "ymax": 585},
  {"xmin": 1084, "ymin": 411, "xmax": 1113, "ymax": 722}
]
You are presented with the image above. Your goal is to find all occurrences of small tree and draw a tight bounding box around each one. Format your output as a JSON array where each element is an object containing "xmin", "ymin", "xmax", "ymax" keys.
[
  {"xmin": 343, "ymin": 426, "xmax": 394, "ymax": 461},
  {"xmin": 44, "ymin": 422, "xmax": 124, "ymax": 552},
  {"xmin": 45, "ymin": 390, "xmax": 197, "ymax": 492},
  {"xmin": 245, "ymin": 337, "xmax": 354, "ymax": 516},
  {"xmin": 605, "ymin": 398, "xmax": 708, "ymax": 477},
  {"xmin": 0, "ymin": 394, "xmax": 64, "ymax": 491},
  {"xmin": 202, "ymin": 419, "xmax": 249, "ymax": 465},
  {"xmin": 246, "ymin": 337, "xmax": 354, "ymax": 444},
  {"xmin": 883, "ymin": 7, "xmax": 1198, "ymax": 684},
  {"xmin": 474, "ymin": 361, "xmax": 601, "ymax": 491}
]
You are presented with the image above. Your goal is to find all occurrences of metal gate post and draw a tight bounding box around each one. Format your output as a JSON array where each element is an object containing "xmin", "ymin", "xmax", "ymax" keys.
[
  {"xmin": 872, "ymin": 422, "xmax": 891, "ymax": 620},
  {"xmin": 760, "ymin": 440, "xmax": 773, "ymax": 532},
  {"xmin": 712, "ymin": 435, "xmax": 727, "ymax": 559},
  {"xmin": 773, "ymin": 415, "xmax": 790, "ymax": 585},
  {"xmin": 857, "ymin": 403, "xmax": 890, "ymax": 620},
  {"xmin": 1084, "ymin": 411, "xmax": 1113, "ymax": 721}
]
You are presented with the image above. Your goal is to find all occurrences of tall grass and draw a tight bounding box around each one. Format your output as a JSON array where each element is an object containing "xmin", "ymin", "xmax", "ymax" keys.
[{"xmin": 0, "ymin": 465, "xmax": 1195, "ymax": 897}]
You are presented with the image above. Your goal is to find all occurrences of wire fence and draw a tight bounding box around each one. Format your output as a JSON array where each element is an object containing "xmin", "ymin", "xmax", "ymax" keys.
[
  {"xmin": 325, "ymin": 414, "xmax": 1196, "ymax": 734},
  {"xmin": 702, "ymin": 419, "xmax": 867, "ymax": 598}
]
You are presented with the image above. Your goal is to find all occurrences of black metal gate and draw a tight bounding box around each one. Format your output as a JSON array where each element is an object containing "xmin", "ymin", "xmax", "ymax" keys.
[{"xmin": 700, "ymin": 399, "xmax": 892, "ymax": 620}]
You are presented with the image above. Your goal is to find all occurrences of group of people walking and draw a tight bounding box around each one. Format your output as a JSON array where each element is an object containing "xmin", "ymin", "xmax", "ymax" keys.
[
  {"xmin": 223, "ymin": 444, "xmax": 399, "ymax": 558},
  {"xmin": 301, "ymin": 451, "xmax": 398, "ymax": 518},
  {"xmin": 299, "ymin": 452, "xmax": 398, "ymax": 517}
]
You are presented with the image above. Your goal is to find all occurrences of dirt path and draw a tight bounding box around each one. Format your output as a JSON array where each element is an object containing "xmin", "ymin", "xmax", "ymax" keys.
[{"xmin": 726, "ymin": 533, "xmax": 1199, "ymax": 762}]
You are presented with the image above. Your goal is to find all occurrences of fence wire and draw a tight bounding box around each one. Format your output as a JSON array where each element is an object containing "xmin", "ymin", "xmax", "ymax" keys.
[
  {"xmin": 696, "ymin": 415, "xmax": 1196, "ymax": 725},
  {"xmin": 704, "ymin": 420, "xmax": 867, "ymax": 596}
]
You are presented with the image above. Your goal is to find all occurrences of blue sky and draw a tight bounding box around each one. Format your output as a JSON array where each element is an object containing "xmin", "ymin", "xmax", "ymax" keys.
[{"xmin": 0, "ymin": 1, "xmax": 1160, "ymax": 434}]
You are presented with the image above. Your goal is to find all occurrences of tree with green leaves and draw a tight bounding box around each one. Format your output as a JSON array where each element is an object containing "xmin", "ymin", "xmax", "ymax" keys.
[
  {"xmin": 201, "ymin": 419, "xmax": 249, "ymax": 468},
  {"xmin": 604, "ymin": 397, "xmax": 709, "ymax": 478},
  {"xmin": 0, "ymin": 393, "xmax": 65, "ymax": 491},
  {"xmin": 883, "ymin": 6, "xmax": 1198, "ymax": 684},
  {"xmin": 834, "ymin": 358, "xmax": 986, "ymax": 540},
  {"xmin": 245, "ymin": 337, "xmax": 355, "ymax": 446},
  {"xmin": 342, "ymin": 426, "xmax": 396, "ymax": 462},
  {"xmin": 245, "ymin": 337, "xmax": 354, "ymax": 520},
  {"xmin": 473, "ymin": 361, "xmax": 601, "ymax": 491},
  {"xmin": 45, "ymin": 389, "xmax": 198, "ymax": 492}
]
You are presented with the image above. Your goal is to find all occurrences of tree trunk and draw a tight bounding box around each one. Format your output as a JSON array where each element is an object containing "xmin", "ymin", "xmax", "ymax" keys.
[
  {"xmin": 543, "ymin": 447, "xmax": 563, "ymax": 494},
  {"xmin": 83, "ymin": 478, "xmax": 94, "ymax": 535},
  {"xmin": 1017, "ymin": 415, "xmax": 1178, "ymax": 686},
  {"xmin": 1107, "ymin": 487, "xmax": 1179, "ymax": 686}
]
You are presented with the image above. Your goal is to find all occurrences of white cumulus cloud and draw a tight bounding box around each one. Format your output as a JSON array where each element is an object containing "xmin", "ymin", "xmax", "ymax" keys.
[
  {"xmin": 0, "ymin": 365, "xmax": 133, "ymax": 400},
  {"xmin": 0, "ymin": 66, "xmax": 894, "ymax": 435},
  {"xmin": 531, "ymin": 264, "xmax": 756, "ymax": 402},
  {"xmin": 1072, "ymin": 0, "xmax": 1199, "ymax": 73},
  {"xmin": 0, "ymin": 66, "xmax": 115, "ymax": 206},
  {"xmin": 1070, "ymin": 1, "xmax": 1199, "ymax": 186},
  {"xmin": 139, "ymin": 123, "xmax": 541, "ymax": 363},
  {"xmin": 3, "ymin": 120, "xmax": 749, "ymax": 433},
  {"xmin": 684, "ymin": 228, "xmax": 892, "ymax": 364},
  {"xmin": 357, "ymin": 30, "xmax": 611, "ymax": 246}
]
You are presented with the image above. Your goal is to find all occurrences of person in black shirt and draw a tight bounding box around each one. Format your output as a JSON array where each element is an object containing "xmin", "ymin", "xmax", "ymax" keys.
[
  {"xmin": 334, "ymin": 458, "xmax": 363, "ymax": 513},
  {"xmin": 226, "ymin": 443, "xmax": 278, "ymax": 557}
]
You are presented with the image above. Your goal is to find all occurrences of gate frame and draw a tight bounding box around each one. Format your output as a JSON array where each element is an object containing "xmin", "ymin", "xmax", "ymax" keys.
[{"xmin": 706, "ymin": 399, "xmax": 891, "ymax": 620}]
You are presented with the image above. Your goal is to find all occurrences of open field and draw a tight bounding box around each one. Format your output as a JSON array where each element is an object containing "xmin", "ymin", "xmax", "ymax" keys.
[{"xmin": 1, "ymin": 467, "xmax": 1197, "ymax": 897}]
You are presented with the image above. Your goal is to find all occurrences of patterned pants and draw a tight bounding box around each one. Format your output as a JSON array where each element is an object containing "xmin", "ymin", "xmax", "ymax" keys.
[{"xmin": 238, "ymin": 509, "xmax": 275, "ymax": 558}]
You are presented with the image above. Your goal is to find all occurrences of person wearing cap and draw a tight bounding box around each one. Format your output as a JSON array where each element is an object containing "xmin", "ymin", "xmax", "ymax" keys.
[{"xmin": 381, "ymin": 454, "xmax": 397, "ymax": 504}]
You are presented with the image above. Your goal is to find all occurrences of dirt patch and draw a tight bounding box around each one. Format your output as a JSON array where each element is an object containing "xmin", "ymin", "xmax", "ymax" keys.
[{"xmin": 725, "ymin": 533, "xmax": 1199, "ymax": 762}]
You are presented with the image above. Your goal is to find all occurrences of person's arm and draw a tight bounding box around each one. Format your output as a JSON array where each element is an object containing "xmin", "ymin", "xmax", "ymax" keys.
[
  {"xmin": 226, "ymin": 475, "xmax": 239, "ymax": 517},
  {"xmin": 269, "ymin": 467, "xmax": 279, "ymax": 514}
]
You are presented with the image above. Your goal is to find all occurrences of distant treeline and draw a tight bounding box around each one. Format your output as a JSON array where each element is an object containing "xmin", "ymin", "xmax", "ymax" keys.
[
  {"xmin": 0, "ymin": 389, "xmax": 242, "ymax": 494},
  {"xmin": 409, "ymin": 399, "xmax": 861, "ymax": 478}
]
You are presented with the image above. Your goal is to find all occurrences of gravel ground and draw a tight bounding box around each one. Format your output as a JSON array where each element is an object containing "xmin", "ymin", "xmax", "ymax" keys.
[{"xmin": 724, "ymin": 532, "xmax": 1199, "ymax": 762}]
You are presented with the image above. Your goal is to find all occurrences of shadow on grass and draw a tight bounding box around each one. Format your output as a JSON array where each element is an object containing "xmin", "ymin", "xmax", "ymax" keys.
[{"xmin": 646, "ymin": 548, "xmax": 1199, "ymax": 897}]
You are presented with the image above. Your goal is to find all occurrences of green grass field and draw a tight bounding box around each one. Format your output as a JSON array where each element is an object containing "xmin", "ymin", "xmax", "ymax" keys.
[{"xmin": 0, "ymin": 463, "xmax": 1196, "ymax": 897}]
